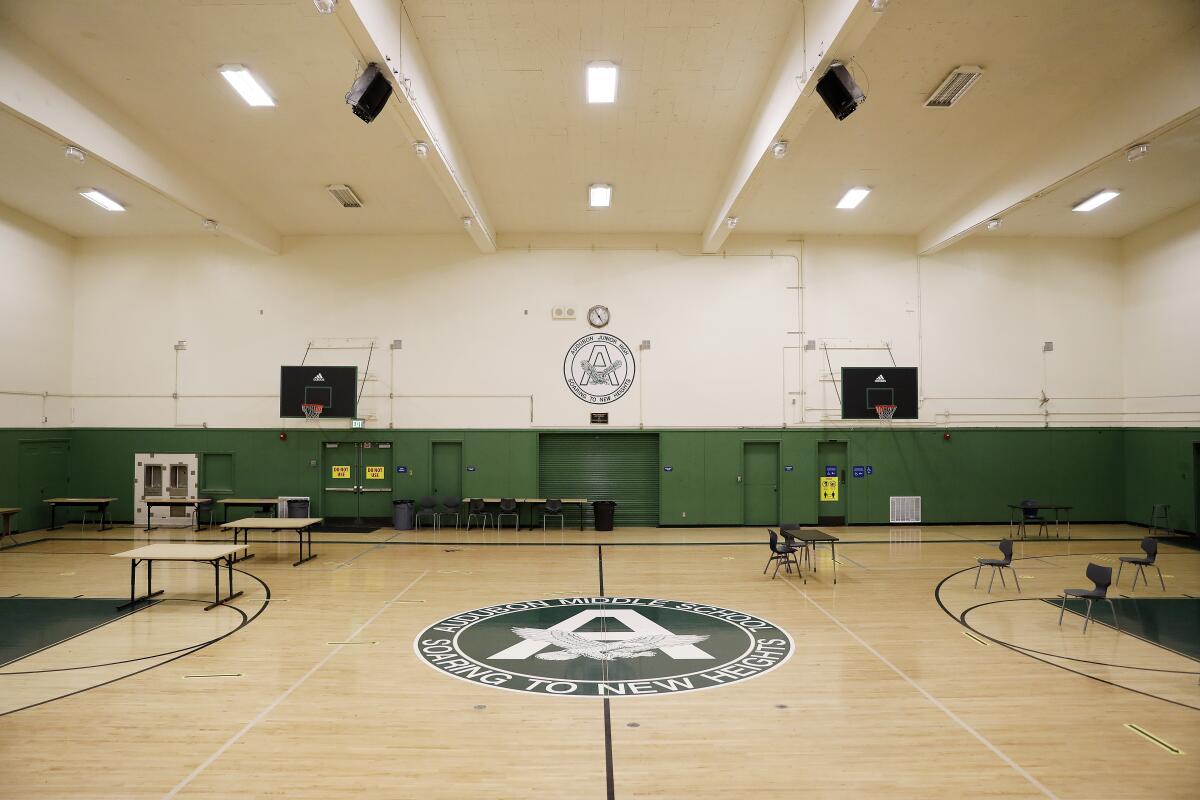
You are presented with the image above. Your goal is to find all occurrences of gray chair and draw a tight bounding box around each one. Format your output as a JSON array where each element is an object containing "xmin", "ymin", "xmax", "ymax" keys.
[
  {"xmin": 1058, "ymin": 563, "xmax": 1119, "ymax": 633},
  {"xmin": 496, "ymin": 498, "xmax": 519, "ymax": 530},
  {"xmin": 1018, "ymin": 499, "xmax": 1048, "ymax": 538},
  {"xmin": 764, "ymin": 530, "xmax": 804, "ymax": 582},
  {"xmin": 465, "ymin": 498, "xmax": 491, "ymax": 531},
  {"xmin": 415, "ymin": 495, "xmax": 439, "ymax": 530},
  {"xmin": 541, "ymin": 498, "xmax": 565, "ymax": 530},
  {"xmin": 439, "ymin": 496, "xmax": 462, "ymax": 529},
  {"xmin": 1117, "ymin": 537, "xmax": 1165, "ymax": 590},
  {"xmin": 1149, "ymin": 504, "xmax": 1172, "ymax": 536},
  {"xmin": 975, "ymin": 538, "xmax": 1020, "ymax": 593}
]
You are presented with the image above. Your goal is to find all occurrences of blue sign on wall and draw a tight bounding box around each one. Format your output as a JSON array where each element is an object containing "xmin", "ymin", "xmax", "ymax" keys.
[
  {"xmin": 663, "ymin": 465, "xmax": 673, "ymax": 472},
  {"xmin": 852, "ymin": 466, "xmax": 865, "ymax": 478},
  {"xmin": 825, "ymin": 465, "xmax": 838, "ymax": 477},
  {"xmin": 396, "ymin": 466, "xmax": 408, "ymax": 474},
  {"xmin": 865, "ymin": 465, "xmax": 873, "ymax": 475},
  {"xmin": 784, "ymin": 465, "xmax": 794, "ymax": 472}
]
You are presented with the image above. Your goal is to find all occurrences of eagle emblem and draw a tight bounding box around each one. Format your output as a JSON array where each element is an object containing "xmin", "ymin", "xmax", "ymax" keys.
[
  {"xmin": 510, "ymin": 627, "xmax": 709, "ymax": 661},
  {"xmin": 579, "ymin": 357, "xmax": 623, "ymax": 386}
]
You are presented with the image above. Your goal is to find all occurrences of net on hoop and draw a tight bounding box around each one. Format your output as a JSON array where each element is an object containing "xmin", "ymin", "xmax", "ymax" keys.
[
  {"xmin": 301, "ymin": 403, "xmax": 324, "ymax": 421},
  {"xmin": 875, "ymin": 404, "xmax": 898, "ymax": 421}
]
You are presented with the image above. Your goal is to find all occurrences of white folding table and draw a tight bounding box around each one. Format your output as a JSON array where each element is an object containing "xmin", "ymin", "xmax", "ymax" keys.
[
  {"xmin": 112, "ymin": 543, "xmax": 247, "ymax": 611},
  {"xmin": 220, "ymin": 517, "xmax": 323, "ymax": 566}
]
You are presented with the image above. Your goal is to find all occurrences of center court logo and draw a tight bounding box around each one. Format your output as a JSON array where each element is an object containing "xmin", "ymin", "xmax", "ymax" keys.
[
  {"xmin": 563, "ymin": 334, "xmax": 635, "ymax": 404},
  {"xmin": 414, "ymin": 598, "xmax": 793, "ymax": 697}
]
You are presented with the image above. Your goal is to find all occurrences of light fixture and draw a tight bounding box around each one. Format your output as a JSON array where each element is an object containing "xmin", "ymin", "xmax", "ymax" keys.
[
  {"xmin": 771, "ymin": 141, "xmax": 788, "ymax": 159},
  {"xmin": 462, "ymin": 216, "xmax": 473, "ymax": 229},
  {"xmin": 1072, "ymin": 190, "xmax": 1119, "ymax": 212},
  {"xmin": 202, "ymin": 218, "xmax": 219, "ymax": 231},
  {"xmin": 868, "ymin": 0, "xmax": 891, "ymax": 11},
  {"xmin": 725, "ymin": 216, "xmax": 739, "ymax": 229},
  {"xmin": 586, "ymin": 62, "xmax": 618, "ymax": 103},
  {"xmin": 313, "ymin": 0, "xmax": 337, "ymax": 13},
  {"xmin": 836, "ymin": 186, "xmax": 871, "ymax": 209},
  {"xmin": 77, "ymin": 188, "xmax": 125, "ymax": 212},
  {"xmin": 986, "ymin": 218, "xmax": 1001, "ymax": 231},
  {"xmin": 218, "ymin": 65, "xmax": 275, "ymax": 107},
  {"xmin": 64, "ymin": 146, "xmax": 85, "ymax": 163},
  {"xmin": 412, "ymin": 141, "xmax": 428, "ymax": 158},
  {"xmin": 588, "ymin": 183, "xmax": 612, "ymax": 208},
  {"xmin": 1126, "ymin": 143, "xmax": 1149, "ymax": 162}
]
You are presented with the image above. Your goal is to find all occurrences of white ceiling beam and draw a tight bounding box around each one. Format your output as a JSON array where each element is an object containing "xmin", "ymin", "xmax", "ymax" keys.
[
  {"xmin": 916, "ymin": 36, "xmax": 1200, "ymax": 255},
  {"xmin": 341, "ymin": 0, "xmax": 497, "ymax": 253},
  {"xmin": 700, "ymin": 0, "xmax": 880, "ymax": 253},
  {"xmin": 0, "ymin": 26, "xmax": 281, "ymax": 253}
]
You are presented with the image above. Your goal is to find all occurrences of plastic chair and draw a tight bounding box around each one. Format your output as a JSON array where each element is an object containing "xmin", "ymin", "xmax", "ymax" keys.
[
  {"xmin": 764, "ymin": 530, "xmax": 804, "ymax": 582},
  {"xmin": 974, "ymin": 538, "xmax": 1020, "ymax": 594},
  {"xmin": 465, "ymin": 498, "xmax": 491, "ymax": 531},
  {"xmin": 1149, "ymin": 504, "xmax": 1172, "ymax": 536},
  {"xmin": 541, "ymin": 498, "xmax": 565, "ymax": 530},
  {"xmin": 1117, "ymin": 537, "xmax": 1165, "ymax": 590},
  {"xmin": 439, "ymin": 496, "xmax": 462, "ymax": 529},
  {"xmin": 496, "ymin": 498, "xmax": 519, "ymax": 530},
  {"xmin": 1058, "ymin": 563, "xmax": 1119, "ymax": 633},
  {"xmin": 1018, "ymin": 499, "xmax": 1047, "ymax": 538},
  {"xmin": 415, "ymin": 496, "xmax": 440, "ymax": 530}
]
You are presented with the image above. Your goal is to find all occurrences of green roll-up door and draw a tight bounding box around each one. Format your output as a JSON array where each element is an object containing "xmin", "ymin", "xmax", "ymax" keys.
[{"xmin": 539, "ymin": 433, "xmax": 660, "ymax": 527}]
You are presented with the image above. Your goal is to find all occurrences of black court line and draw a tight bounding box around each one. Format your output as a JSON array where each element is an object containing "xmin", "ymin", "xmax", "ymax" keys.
[{"xmin": 598, "ymin": 544, "xmax": 615, "ymax": 800}]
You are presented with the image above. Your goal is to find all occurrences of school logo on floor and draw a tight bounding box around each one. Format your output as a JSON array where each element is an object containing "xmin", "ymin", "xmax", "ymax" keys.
[
  {"xmin": 563, "ymin": 334, "xmax": 635, "ymax": 404},
  {"xmin": 414, "ymin": 598, "xmax": 793, "ymax": 696}
]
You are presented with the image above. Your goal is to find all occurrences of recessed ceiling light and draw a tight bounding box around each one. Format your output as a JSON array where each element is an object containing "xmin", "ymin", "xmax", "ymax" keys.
[
  {"xmin": 78, "ymin": 188, "xmax": 125, "ymax": 212},
  {"xmin": 986, "ymin": 218, "xmax": 1002, "ymax": 231},
  {"xmin": 64, "ymin": 146, "xmax": 86, "ymax": 162},
  {"xmin": 836, "ymin": 186, "xmax": 871, "ymax": 209},
  {"xmin": 219, "ymin": 65, "xmax": 275, "ymax": 107},
  {"xmin": 313, "ymin": 0, "xmax": 338, "ymax": 13},
  {"xmin": 586, "ymin": 62, "xmax": 618, "ymax": 103},
  {"xmin": 725, "ymin": 216, "xmax": 739, "ymax": 229},
  {"xmin": 1126, "ymin": 143, "xmax": 1149, "ymax": 162},
  {"xmin": 771, "ymin": 141, "xmax": 788, "ymax": 159},
  {"xmin": 588, "ymin": 183, "xmax": 613, "ymax": 208},
  {"xmin": 1072, "ymin": 190, "xmax": 1119, "ymax": 212},
  {"xmin": 412, "ymin": 141, "xmax": 428, "ymax": 158}
]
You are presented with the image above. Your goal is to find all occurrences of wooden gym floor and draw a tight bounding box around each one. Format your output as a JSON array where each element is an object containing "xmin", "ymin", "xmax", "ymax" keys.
[{"xmin": 0, "ymin": 523, "xmax": 1197, "ymax": 799}]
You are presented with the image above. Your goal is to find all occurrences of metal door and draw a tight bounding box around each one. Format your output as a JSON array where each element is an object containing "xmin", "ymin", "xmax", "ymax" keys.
[{"xmin": 743, "ymin": 442, "xmax": 779, "ymax": 525}]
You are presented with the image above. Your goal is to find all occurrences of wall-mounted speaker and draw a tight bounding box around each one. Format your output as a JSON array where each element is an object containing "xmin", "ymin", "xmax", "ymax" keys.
[
  {"xmin": 345, "ymin": 63, "xmax": 393, "ymax": 124},
  {"xmin": 815, "ymin": 63, "xmax": 865, "ymax": 121}
]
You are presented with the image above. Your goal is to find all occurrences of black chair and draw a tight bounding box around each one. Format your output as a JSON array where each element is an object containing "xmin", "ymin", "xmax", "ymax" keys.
[
  {"xmin": 975, "ymin": 538, "xmax": 1020, "ymax": 594},
  {"xmin": 1018, "ymin": 499, "xmax": 1047, "ymax": 538},
  {"xmin": 439, "ymin": 496, "xmax": 462, "ymax": 529},
  {"xmin": 465, "ymin": 498, "xmax": 491, "ymax": 531},
  {"xmin": 764, "ymin": 530, "xmax": 804, "ymax": 582},
  {"xmin": 1117, "ymin": 537, "xmax": 1165, "ymax": 591},
  {"xmin": 1149, "ymin": 504, "xmax": 1172, "ymax": 536},
  {"xmin": 496, "ymin": 498, "xmax": 519, "ymax": 530},
  {"xmin": 415, "ymin": 496, "xmax": 439, "ymax": 530},
  {"xmin": 541, "ymin": 498, "xmax": 565, "ymax": 530},
  {"xmin": 1058, "ymin": 563, "xmax": 1119, "ymax": 633}
]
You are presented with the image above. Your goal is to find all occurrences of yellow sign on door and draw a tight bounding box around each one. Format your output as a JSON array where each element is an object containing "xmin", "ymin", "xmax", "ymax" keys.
[
  {"xmin": 331, "ymin": 465, "xmax": 351, "ymax": 479},
  {"xmin": 365, "ymin": 466, "xmax": 385, "ymax": 480},
  {"xmin": 819, "ymin": 476, "xmax": 839, "ymax": 502}
]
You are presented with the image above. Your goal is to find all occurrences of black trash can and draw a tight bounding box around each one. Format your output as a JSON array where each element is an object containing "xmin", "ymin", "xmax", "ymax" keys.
[
  {"xmin": 286, "ymin": 498, "xmax": 310, "ymax": 518},
  {"xmin": 393, "ymin": 500, "xmax": 415, "ymax": 531},
  {"xmin": 593, "ymin": 500, "xmax": 617, "ymax": 532}
]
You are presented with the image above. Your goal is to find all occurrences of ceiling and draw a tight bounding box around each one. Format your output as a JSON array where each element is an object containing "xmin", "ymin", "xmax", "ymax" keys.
[{"xmin": 0, "ymin": 0, "xmax": 1197, "ymax": 244}]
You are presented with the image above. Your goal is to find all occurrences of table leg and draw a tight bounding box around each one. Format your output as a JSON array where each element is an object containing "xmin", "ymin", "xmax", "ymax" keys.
[
  {"xmin": 204, "ymin": 557, "xmax": 244, "ymax": 611},
  {"xmin": 293, "ymin": 526, "xmax": 317, "ymax": 566},
  {"xmin": 116, "ymin": 558, "xmax": 165, "ymax": 610},
  {"xmin": 231, "ymin": 527, "xmax": 255, "ymax": 563},
  {"xmin": 101, "ymin": 503, "xmax": 112, "ymax": 531},
  {"xmin": 832, "ymin": 541, "xmax": 838, "ymax": 584},
  {"xmin": 48, "ymin": 504, "xmax": 59, "ymax": 531}
]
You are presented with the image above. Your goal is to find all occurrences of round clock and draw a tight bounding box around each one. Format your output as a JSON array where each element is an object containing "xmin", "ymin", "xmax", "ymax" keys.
[{"xmin": 587, "ymin": 304, "xmax": 611, "ymax": 328}]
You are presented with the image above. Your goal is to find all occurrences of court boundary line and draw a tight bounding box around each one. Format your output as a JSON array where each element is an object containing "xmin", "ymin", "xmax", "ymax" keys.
[
  {"xmin": 162, "ymin": 569, "xmax": 429, "ymax": 800},
  {"xmin": 781, "ymin": 577, "xmax": 1060, "ymax": 800},
  {"xmin": 0, "ymin": 596, "xmax": 162, "ymax": 669}
]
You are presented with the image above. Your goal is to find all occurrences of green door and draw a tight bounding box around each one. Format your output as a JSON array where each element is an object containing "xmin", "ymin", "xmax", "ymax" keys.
[
  {"xmin": 431, "ymin": 442, "xmax": 463, "ymax": 502},
  {"xmin": 816, "ymin": 441, "xmax": 848, "ymax": 525},
  {"xmin": 539, "ymin": 433, "xmax": 659, "ymax": 527},
  {"xmin": 359, "ymin": 442, "xmax": 393, "ymax": 519},
  {"xmin": 322, "ymin": 442, "xmax": 358, "ymax": 519},
  {"xmin": 18, "ymin": 440, "xmax": 69, "ymax": 530},
  {"xmin": 743, "ymin": 442, "xmax": 779, "ymax": 525}
]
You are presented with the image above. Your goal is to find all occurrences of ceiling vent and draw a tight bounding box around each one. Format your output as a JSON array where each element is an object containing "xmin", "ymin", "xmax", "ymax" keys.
[
  {"xmin": 924, "ymin": 65, "xmax": 983, "ymax": 108},
  {"xmin": 326, "ymin": 184, "xmax": 363, "ymax": 208}
]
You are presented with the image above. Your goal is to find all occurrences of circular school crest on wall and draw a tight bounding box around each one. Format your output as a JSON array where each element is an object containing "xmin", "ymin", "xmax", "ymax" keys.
[
  {"xmin": 414, "ymin": 598, "xmax": 793, "ymax": 697},
  {"xmin": 563, "ymin": 334, "xmax": 636, "ymax": 404}
]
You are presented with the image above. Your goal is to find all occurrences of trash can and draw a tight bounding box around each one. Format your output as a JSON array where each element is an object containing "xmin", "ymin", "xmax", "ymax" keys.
[
  {"xmin": 593, "ymin": 500, "xmax": 617, "ymax": 532},
  {"xmin": 286, "ymin": 498, "xmax": 310, "ymax": 518},
  {"xmin": 393, "ymin": 499, "xmax": 415, "ymax": 531}
]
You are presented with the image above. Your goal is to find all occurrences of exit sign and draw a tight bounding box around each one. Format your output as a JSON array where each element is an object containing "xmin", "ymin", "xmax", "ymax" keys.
[
  {"xmin": 351, "ymin": 418, "xmax": 365, "ymax": 429},
  {"xmin": 590, "ymin": 413, "xmax": 609, "ymax": 424}
]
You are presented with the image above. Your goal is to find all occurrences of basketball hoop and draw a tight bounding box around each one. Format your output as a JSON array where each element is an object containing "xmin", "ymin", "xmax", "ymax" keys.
[
  {"xmin": 875, "ymin": 404, "xmax": 898, "ymax": 421},
  {"xmin": 301, "ymin": 403, "xmax": 324, "ymax": 421}
]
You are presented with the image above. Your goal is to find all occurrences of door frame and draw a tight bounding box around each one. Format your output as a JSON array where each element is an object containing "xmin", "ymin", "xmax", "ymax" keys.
[{"xmin": 740, "ymin": 439, "xmax": 782, "ymax": 525}]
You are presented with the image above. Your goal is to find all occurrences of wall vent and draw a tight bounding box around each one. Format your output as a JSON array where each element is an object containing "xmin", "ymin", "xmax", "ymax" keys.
[
  {"xmin": 326, "ymin": 184, "xmax": 363, "ymax": 208},
  {"xmin": 890, "ymin": 495, "xmax": 922, "ymax": 523},
  {"xmin": 924, "ymin": 66, "xmax": 983, "ymax": 108}
]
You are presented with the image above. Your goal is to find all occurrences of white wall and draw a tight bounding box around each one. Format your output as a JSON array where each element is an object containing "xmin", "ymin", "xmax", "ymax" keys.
[
  {"xmin": 61, "ymin": 230, "xmax": 1131, "ymax": 429},
  {"xmin": 0, "ymin": 204, "xmax": 73, "ymax": 427},
  {"xmin": 1121, "ymin": 202, "xmax": 1200, "ymax": 426}
]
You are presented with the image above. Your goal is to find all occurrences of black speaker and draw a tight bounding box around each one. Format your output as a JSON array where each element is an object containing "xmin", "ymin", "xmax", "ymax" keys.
[
  {"xmin": 345, "ymin": 63, "xmax": 393, "ymax": 124},
  {"xmin": 815, "ymin": 63, "xmax": 864, "ymax": 121}
]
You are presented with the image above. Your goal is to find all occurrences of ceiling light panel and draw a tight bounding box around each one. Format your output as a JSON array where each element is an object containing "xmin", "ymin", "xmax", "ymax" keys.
[
  {"xmin": 78, "ymin": 188, "xmax": 125, "ymax": 211},
  {"xmin": 586, "ymin": 62, "xmax": 618, "ymax": 103},
  {"xmin": 836, "ymin": 187, "xmax": 871, "ymax": 209},
  {"xmin": 589, "ymin": 184, "xmax": 612, "ymax": 208},
  {"xmin": 1072, "ymin": 190, "xmax": 1119, "ymax": 212},
  {"xmin": 219, "ymin": 65, "xmax": 275, "ymax": 107}
]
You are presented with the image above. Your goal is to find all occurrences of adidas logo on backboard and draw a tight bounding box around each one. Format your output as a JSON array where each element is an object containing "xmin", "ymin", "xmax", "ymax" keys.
[
  {"xmin": 874, "ymin": 374, "xmax": 886, "ymax": 383},
  {"xmin": 313, "ymin": 373, "xmax": 325, "ymax": 381}
]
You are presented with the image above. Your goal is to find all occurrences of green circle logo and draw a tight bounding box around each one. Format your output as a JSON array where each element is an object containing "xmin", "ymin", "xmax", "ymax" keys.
[{"xmin": 414, "ymin": 598, "xmax": 793, "ymax": 697}]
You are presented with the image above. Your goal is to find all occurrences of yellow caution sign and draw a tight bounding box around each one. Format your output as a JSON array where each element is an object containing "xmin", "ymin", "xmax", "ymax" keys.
[
  {"xmin": 331, "ymin": 465, "xmax": 351, "ymax": 479},
  {"xmin": 365, "ymin": 466, "xmax": 385, "ymax": 480},
  {"xmin": 819, "ymin": 476, "xmax": 839, "ymax": 502}
]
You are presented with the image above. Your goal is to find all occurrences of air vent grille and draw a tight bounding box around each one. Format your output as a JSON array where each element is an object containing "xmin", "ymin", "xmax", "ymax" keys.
[
  {"xmin": 924, "ymin": 66, "xmax": 983, "ymax": 108},
  {"xmin": 326, "ymin": 184, "xmax": 363, "ymax": 208},
  {"xmin": 889, "ymin": 496, "xmax": 922, "ymax": 523}
]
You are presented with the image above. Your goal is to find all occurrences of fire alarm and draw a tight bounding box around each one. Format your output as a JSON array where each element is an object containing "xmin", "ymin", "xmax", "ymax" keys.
[
  {"xmin": 943, "ymin": 432, "xmax": 951, "ymax": 441},
  {"xmin": 279, "ymin": 432, "xmax": 288, "ymax": 441}
]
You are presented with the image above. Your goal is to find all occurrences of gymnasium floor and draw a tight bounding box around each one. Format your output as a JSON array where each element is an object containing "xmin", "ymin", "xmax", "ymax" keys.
[{"xmin": 1, "ymin": 523, "xmax": 1197, "ymax": 799}]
